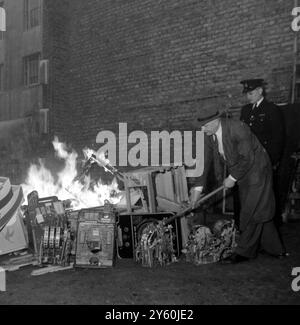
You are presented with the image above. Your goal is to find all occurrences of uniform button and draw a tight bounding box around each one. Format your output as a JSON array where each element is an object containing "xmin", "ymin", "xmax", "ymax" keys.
[{"xmin": 249, "ymin": 123, "xmax": 252, "ymax": 126}]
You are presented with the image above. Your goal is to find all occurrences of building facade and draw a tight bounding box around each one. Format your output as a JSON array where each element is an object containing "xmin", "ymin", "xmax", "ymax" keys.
[
  {"xmin": 0, "ymin": 0, "xmax": 45, "ymax": 182},
  {"xmin": 0, "ymin": 0, "xmax": 44, "ymax": 121}
]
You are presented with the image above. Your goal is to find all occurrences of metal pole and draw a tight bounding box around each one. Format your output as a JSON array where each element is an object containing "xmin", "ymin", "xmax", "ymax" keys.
[{"xmin": 164, "ymin": 185, "xmax": 225, "ymax": 225}]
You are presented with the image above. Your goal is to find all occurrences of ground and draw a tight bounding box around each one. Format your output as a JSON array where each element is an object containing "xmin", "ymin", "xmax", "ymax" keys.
[{"xmin": 0, "ymin": 218, "xmax": 300, "ymax": 305}]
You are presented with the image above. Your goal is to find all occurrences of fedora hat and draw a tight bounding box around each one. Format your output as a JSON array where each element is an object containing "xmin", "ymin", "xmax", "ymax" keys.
[
  {"xmin": 0, "ymin": 177, "xmax": 24, "ymax": 232},
  {"xmin": 197, "ymin": 109, "xmax": 228, "ymax": 127}
]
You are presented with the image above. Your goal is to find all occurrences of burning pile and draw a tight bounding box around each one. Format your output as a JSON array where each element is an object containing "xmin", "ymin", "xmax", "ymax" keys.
[
  {"xmin": 14, "ymin": 138, "xmax": 124, "ymax": 268},
  {"xmin": 21, "ymin": 137, "xmax": 122, "ymax": 210}
]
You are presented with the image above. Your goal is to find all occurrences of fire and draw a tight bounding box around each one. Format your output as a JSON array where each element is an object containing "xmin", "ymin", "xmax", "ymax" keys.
[{"xmin": 21, "ymin": 137, "xmax": 122, "ymax": 209}]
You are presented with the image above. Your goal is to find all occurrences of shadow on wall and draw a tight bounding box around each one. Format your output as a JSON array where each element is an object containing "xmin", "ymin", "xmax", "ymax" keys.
[{"xmin": 0, "ymin": 117, "xmax": 39, "ymax": 184}]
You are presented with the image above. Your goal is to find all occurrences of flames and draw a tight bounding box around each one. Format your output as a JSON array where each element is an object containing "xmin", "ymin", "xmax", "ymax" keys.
[{"xmin": 21, "ymin": 137, "xmax": 122, "ymax": 209}]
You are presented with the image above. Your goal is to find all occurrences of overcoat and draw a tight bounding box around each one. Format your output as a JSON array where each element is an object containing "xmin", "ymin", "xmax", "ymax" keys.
[{"xmin": 198, "ymin": 118, "xmax": 275, "ymax": 231}]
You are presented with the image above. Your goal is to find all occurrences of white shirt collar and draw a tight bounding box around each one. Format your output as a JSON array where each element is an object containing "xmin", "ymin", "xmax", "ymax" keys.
[
  {"xmin": 215, "ymin": 122, "xmax": 222, "ymax": 139},
  {"xmin": 254, "ymin": 97, "xmax": 264, "ymax": 108},
  {"xmin": 214, "ymin": 123, "xmax": 225, "ymax": 158}
]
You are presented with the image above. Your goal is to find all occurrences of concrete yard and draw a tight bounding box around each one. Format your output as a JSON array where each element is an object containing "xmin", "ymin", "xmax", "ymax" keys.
[{"xmin": 0, "ymin": 219, "xmax": 299, "ymax": 305}]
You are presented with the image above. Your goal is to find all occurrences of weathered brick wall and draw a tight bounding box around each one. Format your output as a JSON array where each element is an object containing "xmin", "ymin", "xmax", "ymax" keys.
[
  {"xmin": 43, "ymin": 0, "xmax": 71, "ymax": 142},
  {"xmin": 51, "ymin": 0, "xmax": 297, "ymax": 169}
]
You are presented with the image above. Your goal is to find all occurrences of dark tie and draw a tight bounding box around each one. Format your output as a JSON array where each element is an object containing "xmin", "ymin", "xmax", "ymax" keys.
[
  {"xmin": 212, "ymin": 135, "xmax": 218, "ymax": 145},
  {"xmin": 212, "ymin": 135, "xmax": 225, "ymax": 160},
  {"xmin": 212, "ymin": 135, "xmax": 220, "ymax": 155}
]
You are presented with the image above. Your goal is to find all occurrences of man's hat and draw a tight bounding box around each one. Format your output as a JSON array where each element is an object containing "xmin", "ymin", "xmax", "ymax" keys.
[
  {"xmin": 0, "ymin": 177, "xmax": 24, "ymax": 232},
  {"xmin": 240, "ymin": 79, "xmax": 267, "ymax": 93},
  {"xmin": 197, "ymin": 109, "xmax": 228, "ymax": 126}
]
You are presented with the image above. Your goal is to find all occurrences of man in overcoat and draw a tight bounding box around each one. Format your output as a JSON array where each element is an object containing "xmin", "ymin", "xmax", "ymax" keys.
[{"xmin": 192, "ymin": 110, "xmax": 287, "ymax": 263}]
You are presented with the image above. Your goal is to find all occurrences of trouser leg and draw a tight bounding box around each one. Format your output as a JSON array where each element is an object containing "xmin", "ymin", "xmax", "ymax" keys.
[
  {"xmin": 235, "ymin": 222, "xmax": 263, "ymax": 258},
  {"xmin": 260, "ymin": 220, "xmax": 285, "ymax": 256},
  {"xmin": 232, "ymin": 184, "xmax": 240, "ymax": 230},
  {"xmin": 273, "ymin": 168, "xmax": 283, "ymax": 227}
]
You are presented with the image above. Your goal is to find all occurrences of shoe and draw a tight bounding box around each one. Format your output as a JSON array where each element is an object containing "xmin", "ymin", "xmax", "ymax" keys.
[
  {"xmin": 277, "ymin": 252, "xmax": 290, "ymax": 259},
  {"xmin": 220, "ymin": 253, "xmax": 249, "ymax": 264},
  {"xmin": 260, "ymin": 250, "xmax": 290, "ymax": 259}
]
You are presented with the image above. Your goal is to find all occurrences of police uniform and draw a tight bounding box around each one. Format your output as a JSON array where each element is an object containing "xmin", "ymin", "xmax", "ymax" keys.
[
  {"xmin": 240, "ymin": 79, "xmax": 286, "ymax": 228},
  {"xmin": 240, "ymin": 79, "xmax": 285, "ymax": 167}
]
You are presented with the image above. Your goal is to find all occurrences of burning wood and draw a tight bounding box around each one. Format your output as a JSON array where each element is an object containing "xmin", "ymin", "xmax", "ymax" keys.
[
  {"xmin": 82, "ymin": 149, "xmax": 124, "ymax": 182},
  {"xmin": 21, "ymin": 137, "xmax": 122, "ymax": 210}
]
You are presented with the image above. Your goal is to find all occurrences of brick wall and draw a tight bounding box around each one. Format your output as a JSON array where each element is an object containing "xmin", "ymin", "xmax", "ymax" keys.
[
  {"xmin": 43, "ymin": 0, "xmax": 70, "ymax": 142},
  {"xmin": 49, "ymin": 0, "xmax": 297, "ymax": 169}
]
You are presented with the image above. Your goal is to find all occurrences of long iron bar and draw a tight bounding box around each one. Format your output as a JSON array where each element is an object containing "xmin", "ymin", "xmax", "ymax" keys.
[{"xmin": 164, "ymin": 185, "xmax": 225, "ymax": 225}]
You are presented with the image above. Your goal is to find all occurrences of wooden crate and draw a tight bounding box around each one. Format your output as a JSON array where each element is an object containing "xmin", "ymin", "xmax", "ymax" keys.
[{"xmin": 123, "ymin": 166, "xmax": 189, "ymax": 214}]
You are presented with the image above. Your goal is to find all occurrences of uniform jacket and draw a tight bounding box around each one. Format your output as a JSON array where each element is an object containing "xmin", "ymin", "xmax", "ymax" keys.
[{"xmin": 240, "ymin": 99, "xmax": 285, "ymax": 166}]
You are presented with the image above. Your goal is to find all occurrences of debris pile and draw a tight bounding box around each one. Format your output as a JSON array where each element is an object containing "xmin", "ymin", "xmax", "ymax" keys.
[
  {"xmin": 183, "ymin": 219, "xmax": 237, "ymax": 265},
  {"xmin": 134, "ymin": 219, "xmax": 177, "ymax": 268}
]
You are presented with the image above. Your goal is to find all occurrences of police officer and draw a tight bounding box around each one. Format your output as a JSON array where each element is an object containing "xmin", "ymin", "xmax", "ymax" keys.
[
  {"xmin": 240, "ymin": 78, "xmax": 285, "ymax": 227},
  {"xmin": 240, "ymin": 79, "xmax": 285, "ymax": 168}
]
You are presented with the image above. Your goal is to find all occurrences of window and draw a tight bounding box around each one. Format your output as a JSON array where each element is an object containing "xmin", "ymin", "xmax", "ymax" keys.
[
  {"xmin": 23, "ymin": 53, "xmax": 40, "ymax": 86},
  {"xmin": 24, "ymin": 0, "xmax": 41, "ymax": 30},
  {"xmin": 0, "ymin": 64, "xmax": 4, "ymax": 91}
]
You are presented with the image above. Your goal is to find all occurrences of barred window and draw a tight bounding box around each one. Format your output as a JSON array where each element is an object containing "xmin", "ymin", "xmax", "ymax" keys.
[
  {"xmin": 0, "ymin": 63, "xmax": 4, "ymax": 91},
  {"xmin": 24, "ymin": 0, "xmax": 41, "ymax": 30},
  {"xmin": 23, "ymin": 53, "xmax": 40, "ymax": 86}
]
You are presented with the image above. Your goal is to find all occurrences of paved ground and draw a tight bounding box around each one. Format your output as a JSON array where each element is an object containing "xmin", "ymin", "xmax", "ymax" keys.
[{"xmin": 0, "ymin": 219, "xmax": 300, "ymax": 305}]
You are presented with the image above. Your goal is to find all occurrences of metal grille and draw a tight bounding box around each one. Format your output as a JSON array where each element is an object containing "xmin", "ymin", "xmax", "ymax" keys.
[
  {"xmin": 23, "ymin": 53, "xmax": 40, "ymax": 86},
  {"xmin": 24, "ymin": 0, "xmax": 40, "ymax": 30}
]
